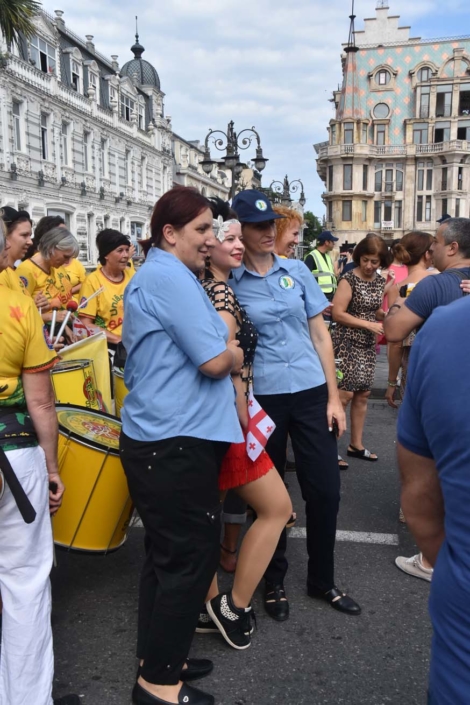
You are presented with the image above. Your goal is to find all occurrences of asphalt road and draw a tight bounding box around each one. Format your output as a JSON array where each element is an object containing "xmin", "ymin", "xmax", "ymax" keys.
[{"xmin": 51, "ymin": 393, "xmax": 431, "ymax": 705}]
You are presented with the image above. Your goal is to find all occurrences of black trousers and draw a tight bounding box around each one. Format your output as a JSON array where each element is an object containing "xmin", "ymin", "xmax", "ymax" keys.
[
  {"xmin": 120, "ymin": 433, "xmax": 228, "ymax": 685},
  {"xmin": 255, "ymin": 384, "xmax": 340, "ymax": 591}
]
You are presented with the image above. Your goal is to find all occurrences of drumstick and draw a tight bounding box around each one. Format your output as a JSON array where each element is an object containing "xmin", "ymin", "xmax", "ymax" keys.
[
  {"xmin": 54, "ymin": 300, "xmax": 78, "ymax": 343},
  {"xmin": 77, "ymin": 287, "xmax": 105, "ymax": 310},
  {"xmin": 50, "ymin": 307, "xmax": 59, "ymax": 340}
]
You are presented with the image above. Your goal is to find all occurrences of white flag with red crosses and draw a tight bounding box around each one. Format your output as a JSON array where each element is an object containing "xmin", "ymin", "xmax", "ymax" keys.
[{"xmin": 246, "ymin": 385, "xmax": 276, "ymax": 461}]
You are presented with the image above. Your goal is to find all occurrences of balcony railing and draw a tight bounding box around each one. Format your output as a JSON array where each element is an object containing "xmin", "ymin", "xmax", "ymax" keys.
[{"xmin": 6, "ymin": 54, "xmax": 52, "ymax": 92}]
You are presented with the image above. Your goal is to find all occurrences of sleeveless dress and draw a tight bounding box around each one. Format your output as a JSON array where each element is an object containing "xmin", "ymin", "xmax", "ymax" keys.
[
  {"xmin": 201, "ymin": 278, "xmax": 273, "ymax": 490},
  {"xmin": 331, "ymin": 271, "xmax": 385, "ymax": 392}
]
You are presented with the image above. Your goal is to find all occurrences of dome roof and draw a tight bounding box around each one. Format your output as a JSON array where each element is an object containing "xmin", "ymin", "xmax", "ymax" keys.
[{"xmin": 120, "ymin": 34, "xmax": 160, "ymax": 90}]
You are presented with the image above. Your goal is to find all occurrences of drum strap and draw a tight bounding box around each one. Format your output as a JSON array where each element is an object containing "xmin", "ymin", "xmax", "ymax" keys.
[{"xmin": 0, "ymin": 446, "xmax": 37, "ymax": 523}]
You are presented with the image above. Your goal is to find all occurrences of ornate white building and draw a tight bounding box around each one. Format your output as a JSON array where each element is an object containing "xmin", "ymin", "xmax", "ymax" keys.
[
  {"xmin": 0, "ymin": 9, "xmax": 174, "ymax": 263},
  {"xmin": 172, "ymin": 134, "xmax": 230, "ymax": 199}
]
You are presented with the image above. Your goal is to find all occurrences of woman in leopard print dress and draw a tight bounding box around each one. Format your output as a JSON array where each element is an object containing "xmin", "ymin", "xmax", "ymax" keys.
[{"xmin": 331, "ymin": 236, "xmax": 389, "ymax": 461}]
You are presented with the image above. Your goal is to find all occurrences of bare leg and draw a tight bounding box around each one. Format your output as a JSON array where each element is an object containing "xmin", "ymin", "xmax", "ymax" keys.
[
  {"xmin": 230, "ymin": 469, "xmax": 292, "ymax": 609},
  {"xmin": 339, "ymin": 389, "xmax": 353, "ymax": 411},
  {"xmin": 349, "ymin": 390, "xmax": 376, "ymax": 457}
]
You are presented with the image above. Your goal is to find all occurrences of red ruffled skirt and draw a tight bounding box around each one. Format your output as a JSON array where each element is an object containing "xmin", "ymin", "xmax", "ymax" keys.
[{"xmin": 219, "ymin": 440, "xmax": 274, "ymax": 491}]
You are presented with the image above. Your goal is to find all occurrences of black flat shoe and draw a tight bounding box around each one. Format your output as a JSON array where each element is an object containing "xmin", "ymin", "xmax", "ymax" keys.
[
  {"xmin": 264, "ymin": 582, "xmax": 289, "ymax": 622},
  {"xmin": 137, "ymin": 658, "xmax": 214, "ymax": 683},
  {"xmin": 307, "ymin": 585, "xmax": 361, "ymax": 615},
  {"xmin": 132, "ymin": 681, "xmax": 214, "ymax": 705}
]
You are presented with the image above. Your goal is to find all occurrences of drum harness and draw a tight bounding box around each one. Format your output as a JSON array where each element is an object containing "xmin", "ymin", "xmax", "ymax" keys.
[{"xmin": 0, "ymin": 446, "xmax": 37, "ymax": 523}]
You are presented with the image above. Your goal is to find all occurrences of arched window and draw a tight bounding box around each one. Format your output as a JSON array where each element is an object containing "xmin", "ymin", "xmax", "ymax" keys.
[
  {"xmin": 418, "ymin": 67, "xmax": 432, "ymax": 82},
  {"xmin": 377, "ymin": 69, "xmax": 391, "ymax": 86}
]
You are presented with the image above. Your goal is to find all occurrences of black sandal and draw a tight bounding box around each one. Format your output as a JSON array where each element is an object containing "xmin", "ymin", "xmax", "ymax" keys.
[{"xmin": 347, "ymin": 445, "xmax": 378, "ymax": 462}]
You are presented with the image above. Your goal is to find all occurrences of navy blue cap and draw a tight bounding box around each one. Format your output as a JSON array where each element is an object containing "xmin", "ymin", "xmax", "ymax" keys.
[
  {"xmin": 231, "ymin": 190, "xmax": 285, "ymax": 223},
  {"xmin": 317, "ymin": 230, "xmax": 339, "ymax": 243},
  {"xmin": 437, "ymin": 213, "xmax": 451, "ymax": 224}
]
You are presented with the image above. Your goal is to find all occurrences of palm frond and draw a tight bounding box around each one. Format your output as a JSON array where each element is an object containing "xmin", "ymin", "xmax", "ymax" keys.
[{"xmin": 0, "ymin": 0, "xmax": 42, "ymax": 47}]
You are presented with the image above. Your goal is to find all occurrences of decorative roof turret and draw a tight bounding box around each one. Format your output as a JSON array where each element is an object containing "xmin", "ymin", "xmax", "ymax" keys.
[{"xmin": 120, "ymin": 17, "xmax": 161, "ymax": 89}]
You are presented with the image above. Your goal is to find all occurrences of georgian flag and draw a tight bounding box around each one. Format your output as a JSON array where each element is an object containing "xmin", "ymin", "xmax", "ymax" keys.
[{"xmin": 246, "ymin": 385, "xmax": 276, "ymax": 461}]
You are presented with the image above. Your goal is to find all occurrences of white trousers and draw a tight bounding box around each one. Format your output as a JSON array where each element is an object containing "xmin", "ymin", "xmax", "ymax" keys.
[{"xmin": 0, "ymin": 446, "xmax": 54, "ymax": 705}]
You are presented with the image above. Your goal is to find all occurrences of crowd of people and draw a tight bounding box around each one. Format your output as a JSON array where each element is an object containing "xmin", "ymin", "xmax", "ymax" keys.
[{"xmin": 1, "ymin": 192, "xmax": 470, "ymax": 704}]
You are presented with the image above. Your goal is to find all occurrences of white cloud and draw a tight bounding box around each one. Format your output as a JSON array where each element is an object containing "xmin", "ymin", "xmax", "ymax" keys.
[{"xmin": 43, "ymin": 0, "xmax": 470, "ymax": 217}]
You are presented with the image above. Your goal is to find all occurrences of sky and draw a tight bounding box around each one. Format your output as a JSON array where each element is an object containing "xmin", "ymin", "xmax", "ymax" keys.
[{"xmin": 42, "ymin": 0, "xmax": 470, "ymax": 217}]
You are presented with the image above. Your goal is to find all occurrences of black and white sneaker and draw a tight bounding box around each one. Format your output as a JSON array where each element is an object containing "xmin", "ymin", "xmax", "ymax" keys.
[
  {"xmin": 196, "ymin": 605, "xmax": 219, "ymax": 634},
  {"xmin": 206, "ymin": 592, "xmax": 253, "ymax": 650}
]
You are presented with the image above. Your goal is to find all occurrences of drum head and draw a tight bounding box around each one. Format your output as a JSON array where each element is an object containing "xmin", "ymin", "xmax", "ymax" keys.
[
  {"xmin": 53, "ymin": 359, "xmax": 91, "ymax": 374},
  {"xmin": 56, "ymin": 404, "xmax": 121, "ymax": 454}
]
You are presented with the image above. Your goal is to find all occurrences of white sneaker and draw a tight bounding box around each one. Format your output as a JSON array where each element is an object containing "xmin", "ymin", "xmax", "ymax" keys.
[{"xmin": 395, "ymin": 553, "xmax": 433, "ymax": 582}]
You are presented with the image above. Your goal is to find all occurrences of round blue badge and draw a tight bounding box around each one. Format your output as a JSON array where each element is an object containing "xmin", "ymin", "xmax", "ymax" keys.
[{"xmin": 279, "ymin": 275, "xmax": 295, "ymax": 290}]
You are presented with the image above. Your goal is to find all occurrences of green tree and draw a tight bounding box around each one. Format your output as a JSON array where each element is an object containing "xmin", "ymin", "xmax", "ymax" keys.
[
  {"xmin": 302, "ymin": 211, "xmax": 322, "ymax": 248},
  {"xmin": 0, "ymin": 0, "xmax": 41, "ymax": 48}
]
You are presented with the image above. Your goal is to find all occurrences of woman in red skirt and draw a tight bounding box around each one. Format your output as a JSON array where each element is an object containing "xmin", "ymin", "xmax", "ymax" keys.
[{"xmin": 199, "ymin": 199, "xmax": 292, "ymax": 650}]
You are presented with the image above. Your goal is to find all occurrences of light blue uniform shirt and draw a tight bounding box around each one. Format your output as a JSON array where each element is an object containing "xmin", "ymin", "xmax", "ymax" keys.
[
  {"xmin": 231, "ymin": 256, "xmax": 328, "ymax": 395},
  {"xmin": 121, "ymin": 247, "xmax": 243, "ymax": 444}
]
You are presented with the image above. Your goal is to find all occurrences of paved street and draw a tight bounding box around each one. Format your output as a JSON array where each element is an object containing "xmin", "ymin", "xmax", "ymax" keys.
[{"xmin": 51, "ymin": 354, "xmax": 432, "ymax": 704}]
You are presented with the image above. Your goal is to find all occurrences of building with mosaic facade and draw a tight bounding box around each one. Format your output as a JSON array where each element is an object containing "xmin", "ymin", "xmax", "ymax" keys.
[{"xmin": 315, "ymin": 4, "xmax": 470, "ymax": 244}]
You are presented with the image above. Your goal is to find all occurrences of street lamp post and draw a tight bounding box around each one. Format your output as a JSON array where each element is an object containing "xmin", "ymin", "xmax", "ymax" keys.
[
  {"xmin": 269, "ymin": 175, "xmax": 306, "ymax": 207},
  {"xmin": 200, "ymin": 120, "xmax": 268, "ymax": 199}
]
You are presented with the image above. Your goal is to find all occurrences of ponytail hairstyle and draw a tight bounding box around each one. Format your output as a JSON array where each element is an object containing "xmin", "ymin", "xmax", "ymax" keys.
[
  {"xmin": 393, "ymin": 231, "xmax": 434, "ymax": 266},
  {"xmin": 141, "ymin": 186, "xmax": 210, "ymax": 256}
]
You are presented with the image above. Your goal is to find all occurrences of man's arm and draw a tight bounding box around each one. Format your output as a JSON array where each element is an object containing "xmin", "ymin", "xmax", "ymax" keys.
[
  {"xmin": 397, "ymin": 443, "xmax": 445, "ymax": 566},
  {"xmin": 304, "ymin": 254, "xmax": 315, "ymax": 272},
  {"xmin": 383, "ymin": 299, "xmax": 424, "ymax": 342}
]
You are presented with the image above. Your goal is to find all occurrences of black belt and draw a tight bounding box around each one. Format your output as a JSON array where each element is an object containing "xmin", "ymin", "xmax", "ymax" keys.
[{"xmin": 0, "ymin": 446, "xmax": 36, "ymax": 523}]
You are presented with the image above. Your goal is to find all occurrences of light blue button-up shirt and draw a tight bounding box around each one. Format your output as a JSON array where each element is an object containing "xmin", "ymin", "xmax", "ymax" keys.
[
  {"xmin": 231, "ymin": 256, "xmax": 328, "ymax": 395},
  {"xmin": 121, "ymin": 247, "xmax": 243, "ymax": 444}
]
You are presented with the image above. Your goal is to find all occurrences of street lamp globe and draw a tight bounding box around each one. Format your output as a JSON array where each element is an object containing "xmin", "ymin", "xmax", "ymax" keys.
[
  {"xmin": 200, "ymin": 148, "xmax": 215, "ymax": 175},
  {"xmin": 299, "ymin": 190, "xmax": 307, "ymax": 208},
  {"xmin": 224, "ymin": 153, "xmax": 239, "ymax": 169},
  {"xmin": 253, "ymin": 147, "xmax": 267, "ymax": 172}
]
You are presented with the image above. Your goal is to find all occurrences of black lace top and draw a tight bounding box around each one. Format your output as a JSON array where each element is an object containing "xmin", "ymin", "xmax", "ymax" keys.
[{"xmin": 201, "ymin": 278, "xmax": 258, "ymax": 397}]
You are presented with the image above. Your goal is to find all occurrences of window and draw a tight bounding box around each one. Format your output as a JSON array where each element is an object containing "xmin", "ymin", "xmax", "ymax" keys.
[
  {"xmin": 384, "ymin": 168, "xmax": 394, "ymax": 192},
  {"xmin": 425, "ymin": 195, "xmax": 432, "ymax": 222},
  {"xmin": 141, "ymin": 156, "xmax": 147, "ymax": 191},
  {"xmin": 456, "ymin": 198, "xmax": 461, "ymax": 218},
  {"xmin": 395, "ymin": 201, "xmax": 402, "ymax": 228},
  {"xmin": 343, "ymin": 164, "xmax": 352, "ymax": 190},
  {"xmin": 417, "ymin": 196, "xmax": 423, "ymax": 222},
  {"xmin": 413, "ymin": 124, "xmax": 428, "ymax": 144},
  {"xmin": 374, "ymin": 201, "xmax": 381, "ymax": 228},
  {"xmin": 459, "ymin": 87, "xmax": 470, "ymax": 116},
  {"xmin": 362, "ymin": 200, "xmax": 368, "ymax": 222},
  {"xmin": 71, "ymin": 59, "xmax": 81, "ymax": 92},
  {"xmin": 130, "ymin": 222, "xmax": 143, "ymax": 255},
  {"xmin": 458, "ymin": 166, "xmax": 463, "ymax": 190},
  {"xmin": 88, "ymin": 70, "xmax": 99, "ymax": 102},
  {"xmin": 426, "ymin": 167, "xmax": 433, "ymax": 191},
  {"xmin": 418, "ymin": 67, "xmax": 432, "ymax": 82},
  {"xmin": 457, "ymin": 120, "xmax": 470, "ymax": 140},
  {"xmin": 376, "ymin": 124, "xmax": 386, "ymax": 145},
  {"xmin": 373, "ymin": 103, "xmax": 390, "ymax": 119},
  {"xmin": 441, "ymin": 167, "xmax": 448, "ymax": 191},
  {"xmin": 436, "ymin": 86, "xmax": 452, "ymax": 118},
  {"xmin": 363, "ymin": 164, "xmax": 368, "ymax": 191},
  {"xmin": 101, "ymin": 138, "xmax": 108, "ymax": 178},
  {"xmin": 328, "ymin": 165, "xmax": 334, "ymax": 192},
  {"xmin": 344, "ymin": 122, "xmax": 354, "ymax": 144},
  {"xmin": 383, "ymin": 200, "xmax": 393, "ymax": 222},
  {"xmin": 83, "ymin": 131, "xmax": 91, "ymax": 172},
  {"xmin": 110, "ymin": 85, "xmax": 118, "ymax": 103},
  {"xmin": 377, "ymin": 69, "xmax": 391, "ymax": 86},
  {"xmin": 442, "ymin": 198, "xmax": 448, "ymax": 217},
  {"xmin": 342, "ymin": 200, "xmax": 352, "ymax": 221},
  {"xmin": 125, "ymin": 149, "xmax": 132, "ymax": 184},
  {"xmin": 40, "ymin": 113, "xmax": 48, "ymax": 160},
  {"xmin": 61, "ymin": 121, "xmax": 69, "ymax": 165},
  {"xmin": 361, "ymin": 124, "xmax": 368, "ymax": 143},
  {"xmin": 138, "ymin": 104, "xmax": 145, "ymax": 130},
  {"xmin": 396, "ymin": 167, "xmax": 403, "ymax": 192},
  {"xmin": 29, "ymin": 36, "xmax": 56, "ymax": 74},
  {"xmin": 330, "ymin": 123, "xmax": 337, "ymax": 145},
  {"xmin": 417, "ymin": 166, "xmax": 424, "ymax": 191},
  {"xmin": 121, "ymin": 95, "xmax": 135, "ymax": 122},
  {"xmin": 419, "ymin": 86, "xmax": 430, "ymax": 119},
  {"xmin": 12, "ymin": 102, "xmax": 21, "ymax": 151},
  {"xmin": 375, "ymin": 168, "xmax": 382, "ymax": 192},
  {"xmin": 435, "ymin": 122, "xmax": 450, "ymax": 143},
  {"xmin": 328, "ymin": 200, "xmax": 333, "ymax": 222}
]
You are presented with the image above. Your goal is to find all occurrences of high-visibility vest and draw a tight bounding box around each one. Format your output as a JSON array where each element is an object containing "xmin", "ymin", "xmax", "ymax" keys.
[{"xmin": 305, "ymin": 249, "xmax": 337, "ymax": 293}]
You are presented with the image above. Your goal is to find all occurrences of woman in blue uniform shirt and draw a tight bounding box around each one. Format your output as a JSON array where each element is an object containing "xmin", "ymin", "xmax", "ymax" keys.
[
  {"xmin": 231, "ymin": 190, "xmax": 361, "ymax": 622},
  {"xmin": 120, "ymin": 186, "xmax": 243, "ymax": 705}
]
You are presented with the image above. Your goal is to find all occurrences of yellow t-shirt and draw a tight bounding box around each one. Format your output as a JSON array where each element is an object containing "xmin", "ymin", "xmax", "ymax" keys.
[
  {"xmin": 16, "ymin": 258, "xmax": 73, "ymax": 310},
  {"xmin": 0, "ymin": 266, "xmax": 28, "ymax": 295},
  {"xmin": 78, "ymin": 267, "xmax": 134, "ymax": 336},
  {"xmin": 65, "ymin": 258, "xmax": 87, "ymax": 301},
  {"xmin": 0, "ymin": 287, "xmax": 57, "ymax": 410}
]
